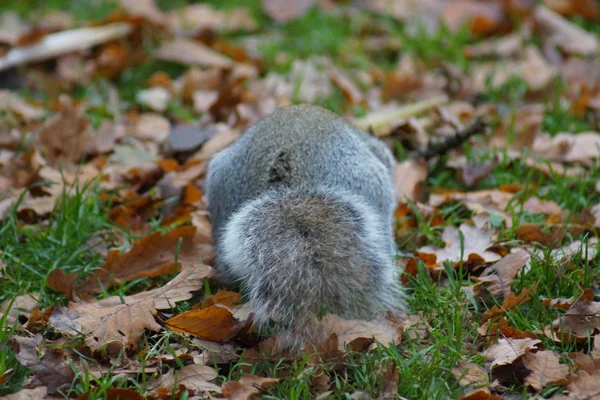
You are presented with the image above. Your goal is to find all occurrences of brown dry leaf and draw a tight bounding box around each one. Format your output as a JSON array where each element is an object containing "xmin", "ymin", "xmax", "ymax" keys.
[
  {"xmin": 549, "ymin": 238, "xmax": 598, "ymax": 261},
  {"xmin": 522, "ymin": 197, "xmax": 563, "ymax": 216},
  {"xmin": 326, "ymin": 64, "xmax": 363, "ymax": 104},
  {"xmin": 2, "ymin": 387, "xmax": 49, "ymax": 400},
  {"xmin": 165, "ymin": 305, "xmax": 244, "ymax": 342},
  {"xmin": 451, "ymin": 362, "xmax": 489, "ymax": 388},
  {"xmin": 287, "ymin": 59, "xmax": 334, "ymax": 104},
  {"xmin": 221, "ymin": 375, "xmax": 279, "ymax": 400},
  {"xmin": 514, "ymin": 224, "xmax": 567, "ymax": 247},
  {"xmin": 379, "ymin": 361, "xmax": 399, "ymax": 399},
  {"xmin": 118, "ymin": 0, "xmax": 167, "ymax": 25},
  {"xmin": 38, "ymin": 96, "xmax": 89, "ymax": 163},
  {"xmin": 191, "ymin": 125, "xmax": 241, "ymax": 161},
  {"xmin": 26, "ymin": 305, "xmax": 54, "ymax": 332},
  {"xmin": 564, "ymin": 368, "xmax": 600, "ymax": 399},
  {"xmin": 394, "ymin": 159, "xmax": 428, "ymax": 202},
  {"xmin": 464, "ymin": 32, "xmax": 522, "ymax": 58},
  {"xmin": 532, "ymin": 132, "xmax": 600, "ymax": 164},
  {"xmin": 47, "ymin": 268, "xmax": 78, "ymax": 300},
  {"xmin": 473, "ymin": 249, "xmax": 530, "ymax": 298},
  {"xmin": 0, "ymin": 294, "xmax": 39, "ymax": 327},
  {"xmin": 442, "ymin": 0, "xmax": 507, "ymax": 36},
  {"xmin": 482, "ymin": 288, "xmax": 535, "ymax": 322},
  {"xmin": 314, "ymin": 313, "xmax": 402, "ymax": 351},
  {"xmin": 534, "ymin": 4, "xmax": 599, "ymax": 55},
  {"xmin": 0, "ymin": 13, "xmax": 30, "ymax": 46},
  {"xmin": 86, "ymin": 121, "xmax": 126, "ymax": 154},
  {"xmin": 166, "ymin": 4, "xmax": 257, "ymax": 34},
  {"xmin": 419, "ymin": 219, "xmax": 501, "ymax": 264},
  {"xmin": 199, "ymin": 290, "xmax": 242, "ymax": 309},
  {"xmin": 156, "ymin": 38, "xmax": 233, "ymax": 68},
  {"xmin": 522, "ymin": 350, "xmax": 569, "ymax": 392},
  {"xmin": 134, "ymin": 113, "xmax": 170, "ymax": 143},
  {"xmin": 262, "ymin": 0, "xmax": 314, "ymax": 23},
  {"xmin": 472, "ymin": 46, "xmax": 555, "ymax": 93},
  {"xmin": 542, "ymin": 297, "xmax": 575, "ymax": 309},
  {"xmin": 149, "ymin": 364, "xmax": 220, "ymax": 395},
  {"xmin": 49, "ymin": 265, "xmax": 210, "ymax": 354},
  {"xmin": 79, "ymin": 388, "xmax": 143, "ymax": 400},
  {"xmin": 0, "ymin": 90, "xmax": 45, "ymax": 120},
  {"xmin": 12, "ymin": 335, "xmax": 75, "ymax": 394},
  {"xmin": 74, "ymin": 226, "xmax": 211, "ymax": 295},
  {"xmin": 429, "ymin": 189, "xmax": 513, "ymax": 214},
  {"xmin": 484, "ymin": 337, "xmax": 542, "ymax": 369},
  {"xmin": 551, "ymin": 288, "xmax": 600, "ymax": 339},
  {"xmin": 136, "ymin": 87, "xmax": 172, "ymax": 112}
]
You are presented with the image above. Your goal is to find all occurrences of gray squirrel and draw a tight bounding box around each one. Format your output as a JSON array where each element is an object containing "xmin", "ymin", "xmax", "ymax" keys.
[{"xmin": 205, "ymin": 104, "xmax": 406, "ymax": 350}]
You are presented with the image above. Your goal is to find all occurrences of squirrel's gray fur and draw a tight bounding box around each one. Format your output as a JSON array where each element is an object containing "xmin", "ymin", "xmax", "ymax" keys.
[{"xmin": 205, "ymin": 104, "xmax": 405, "ymax": 350}]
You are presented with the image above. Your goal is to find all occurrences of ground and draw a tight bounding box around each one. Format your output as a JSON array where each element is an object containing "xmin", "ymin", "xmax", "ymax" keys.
[{"xmin": 1, "ymin": 1, "xmax": 600, "ymax": 399}]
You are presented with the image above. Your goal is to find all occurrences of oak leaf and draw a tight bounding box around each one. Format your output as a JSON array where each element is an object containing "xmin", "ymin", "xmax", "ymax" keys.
[
  {"xmin": 522, "ymin": 350, "xmax": 569, "ymax": 391},
  {"xmin": 49, "ymin": 265, "xmax": 211, "ymax": 354},
  {"xmin": 549, "ymin": 289, "xmax": 600, "ymax": 342},
  {"xmin": 165, "ymin": 305, "xmax": 244, "ymax": 342},
  {"xmin": 221, "ymin": 375, "xmax": 279, "ymax": 400},
  {"xmin": 484, "ymin": 337, "xmax": 541, "ymax": 368},
  {"xmin": 473, "ymin": 249, "xmax": 530, "ymax": 298},
  {"xmin": 73, "ymin": 226, "xmax": 212, "ymax": 296},
  {"xmin": 419, "ymin": 220, "xmax": 501, "ymax": 264}
]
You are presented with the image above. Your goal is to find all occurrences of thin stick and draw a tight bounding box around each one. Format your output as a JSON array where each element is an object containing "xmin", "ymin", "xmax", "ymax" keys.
[{"xmin": 352, "ymin": 95, "xmax": 449, "ymax": 137}]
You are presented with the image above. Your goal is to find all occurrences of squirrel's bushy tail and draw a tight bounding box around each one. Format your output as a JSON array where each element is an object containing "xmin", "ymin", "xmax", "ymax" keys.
[{"xmin": 219, "ymin": 186, "xmax": 404, "ymax": 350}]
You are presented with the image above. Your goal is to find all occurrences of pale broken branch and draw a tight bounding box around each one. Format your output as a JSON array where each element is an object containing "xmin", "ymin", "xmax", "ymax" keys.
[
  {"xmin": 0, "ymin": 22, "xmax": 133, "ymax": 72},
  {"xmin": 352, "ymin": 95, "xmax": 449, "ymax": 136}
]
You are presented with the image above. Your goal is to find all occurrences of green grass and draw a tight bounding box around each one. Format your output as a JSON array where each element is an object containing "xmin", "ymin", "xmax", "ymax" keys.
[
  {"xmin": 0, "ymin": 0, "xmax": 118, "ymax": 24},
  {"xmin": 0, "ymin": 182, "xmax": 115, "ymax": 307}
]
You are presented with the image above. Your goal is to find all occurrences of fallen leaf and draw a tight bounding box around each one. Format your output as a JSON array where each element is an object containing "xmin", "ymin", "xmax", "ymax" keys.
[
  {"xmin": 564, "ymin": 368, "xmax": 600, "ymax": 399},
  {"xmin": 78, "ymin": 387, "xmax": 144, "ymax": 400},
  {"xmin": 419, "ymin": 220, "xmax": 501, "ymax": 264},
  {"xmin": 166, "ymin": 4, "xmax": 257, "ymax": 34},
  {"xmin": 394, "ymin": 159, "xmax": 428, "ymax": 202},
  {"xmin": 2, "ymin": 387, "xmax": 48, "ymax": 400},
  {"xmin": 191, "ymin": 125, "xmax": 241, "ymax": 161},
  {"xmin": 221, "ymin": 375, "xmax": 279, "ymax": 400},
  {"xmin": 134, "ymin": 113, "xmax": 170, "ymax": 143},
  {"xmin": 38, "ymin": 95, "xmax": 89, "ymax": 163},
  {"xmin": 13, "ymin": 336, "xmax": 75, "ymax": 394},
  {"xmin": 165, "ymin": 305, "xmax": 244, "ymax": 342},
  {"xmin": 72, "ymin": 226, "xmax": 209, "ymax": 295},
  {"xmin": 551, "ymin": 288, "xmax": 600, "ymax": 340},
  {"xmin": 482, "ymin": 288, "xmax": 535, "ymax": 322},
  {"xmin": 326, "ymin": 63, "xmax": 363, "ymax": 104},
  {"xmin": 473, "ymin": 249, "xmax": 530, "ymax": 298},
  {"xmin": 522, "ymin": 350, "xmax": 569, "ymax": 392},
  {"xmin": 262, "ymin": 0, "xmax": 314, "ymax": 23},
  {"xmin": 533, "ymin": 132, "xmax": 600, "ymax": 164},
  {"xmin": 0, "ymin": 90, "xmax": 45, "ymax": 120},
  {"xmin": 117, "ymin": 0, "xmax": 166, "ymax": 25},
  {"xmin": 149, "ymin": 364, "xmax": 220, "ymax": 395},
  {"xmin": 49, "ymin": 265, "xmax": 211, "ymax": 354},
  {"xmin": 451, "ymin": 362, "xmax": 489, "ymax": 388},
  {"xmin": 136, "ymin": 87, "xmax": 172, "ymax": 112},
  {"xmin": 379, "ymin": 361, "xmax": 399, "ymax": 399},
  {"xmin": 534, "ymin": 4, "xmax": 599, "ymax": 55},
  {"xmin": 484, "ymin": 337, "xmax": 541, "ymax": 369},
  {"xmin": 156, "ymin": 38, "xmax": 233, "ymax": 68},
  {"xmin": 313, "ymin": 313, "xmax": 402, "ymax": 352}
]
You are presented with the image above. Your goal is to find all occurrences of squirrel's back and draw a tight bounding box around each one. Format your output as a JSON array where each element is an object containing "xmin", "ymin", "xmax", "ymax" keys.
[{"xmin": 205, "ymin": 104, "xmax": 404, "ymax": 350}]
